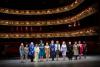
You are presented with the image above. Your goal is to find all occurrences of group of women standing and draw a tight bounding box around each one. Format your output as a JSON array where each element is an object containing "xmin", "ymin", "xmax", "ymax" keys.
[{"xmin": 19, "ymin": 40, "xmax": 87, "ymax": 63}]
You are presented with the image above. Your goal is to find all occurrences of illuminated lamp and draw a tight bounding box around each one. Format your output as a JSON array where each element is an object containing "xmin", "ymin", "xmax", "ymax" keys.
[
  {"xmin": 47, "ymin": 10, "xmax": 50, "ymax": 13},
  {"xmin": 15, "ymin": 21, "xmax": 19, "ymax": 24},
  {"xmin": 56, "ymin": 8, "xmax": 60, "ymax": 12},
  {"xmin": 26, "ymin": 21, "xmax": 29, "ymax": 25},
  {"xmin": 5, "ymin": 9, "xmax": 8, "ymax": 12},
  {"xmin": 16, "ymin": 10, "xmax": 19, "ymax": 13},
  {"xmin": 64, "ymin": 7, "xmax": 68, "ymax": 10},
  {"xmin": 26, "ymin": 11, "xmax": 29, "ymax": 14},
  {"xmin": 5, "ymin": 21, "xmax": 8, "ymax": 24}
]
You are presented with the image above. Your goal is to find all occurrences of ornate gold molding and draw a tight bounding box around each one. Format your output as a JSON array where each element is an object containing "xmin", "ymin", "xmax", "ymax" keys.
[
  {"xmin": 0, "ymin": 27, "xmax": 97, "ymax": 38},
  {"xmin": 0, "ymin": 0, "xmax": 84, "ymax": 15},
  {"xmin": 0, "ymin": 6, "xmax": 96, "ymax": 26}
]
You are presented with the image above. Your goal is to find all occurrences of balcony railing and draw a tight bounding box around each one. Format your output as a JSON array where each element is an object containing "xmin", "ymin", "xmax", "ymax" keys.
[
  {"xmin": 0, "ymin": 6, "xmax": 96, "ymax": 26},
  {"xmin": 0, "ymin": 27, "xmax": 97, "ymax": 38},
  {"xmin": 0, "ymin": 0, "xmax": 84, "ymax": 15}
]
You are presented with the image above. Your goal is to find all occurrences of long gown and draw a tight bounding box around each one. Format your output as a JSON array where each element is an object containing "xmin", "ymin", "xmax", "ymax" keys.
[
  {"xmin": 67, "ymin": 44, "xmax": 73, "ymax": 60},
  {"xmin": 73, "ymin": 44, "xmax": 79, "ymax": 56},
  {"xmin": 34, "ymin": 46, "xmax": 40, "ymax": 62},
  {"xmin": 19, "ymin": 46, "xmax": 24, "ymax": 58},
  {"xmin": 45, "ymin": 45, "xmax": 50, "ymax": 58},
  {"xmin": 78, "ymin": 44, "xmax": 84, "ymax": 55},
  {"xmin": 24, "ymin": 46, "xmax": 29, "ymax": 60},
  {"xmin": 39, "ymin": 44, "xmax": 45, "ymax": 58},
  {"xmin": 61, "ymin": 44, "xmax": 67, "ymax": 56}
]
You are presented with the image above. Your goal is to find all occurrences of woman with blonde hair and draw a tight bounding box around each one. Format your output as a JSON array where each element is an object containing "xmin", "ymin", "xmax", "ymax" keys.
[{"xmin": 34, "ymin": 44, "xmax": 40, "ymax": 62}]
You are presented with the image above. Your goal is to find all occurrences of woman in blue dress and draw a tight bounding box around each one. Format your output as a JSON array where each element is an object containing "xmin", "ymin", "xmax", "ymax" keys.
[
  {"xmin": 50, "ymin": 40, "xmax": 55, "ymax": 61},
  {"xmin": 39, "ymin": 40, "xmax": 45, "ymax": 61},
  {"xmin": 28, "ymin": 42, "xmax": 34, "ymax": 62}
]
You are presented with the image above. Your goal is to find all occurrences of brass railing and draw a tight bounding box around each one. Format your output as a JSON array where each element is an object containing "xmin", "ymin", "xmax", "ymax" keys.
[
  {"xmin": 0, "ymin": 6, "xmax": 96, "ymax": 26},
  {"xmin": 0, "ymin": 0, "xmax": 84, "ymax": 15},
  {"xmin": 0, "ymin": 27, "xmax": 97, "ymax": 38}
]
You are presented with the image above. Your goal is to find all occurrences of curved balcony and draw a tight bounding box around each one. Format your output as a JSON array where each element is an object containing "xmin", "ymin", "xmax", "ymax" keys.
[
  {"xmin": 0, "ymin": 0, "xmax": 84, "ymax": 15},
  {"xmin": 0, "ymin": 6, "xmax": 96, "ymax": 26},
  {"xmin": 0, "ymin": 0, "xmax": 75, "ymax": 9},
  {"xmin": 0, "ymin": 27, "xmax": 97, "ymax": 38}
]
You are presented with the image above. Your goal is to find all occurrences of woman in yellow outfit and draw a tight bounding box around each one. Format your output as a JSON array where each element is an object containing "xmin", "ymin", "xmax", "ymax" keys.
[{"xmin": 34, "ymin": 44, "xmax": 40, "ymax": 62}]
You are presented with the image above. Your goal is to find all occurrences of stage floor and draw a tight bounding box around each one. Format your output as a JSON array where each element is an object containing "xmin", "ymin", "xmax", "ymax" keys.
[{"xmin": 0, "ymin": 56, "xmax": 100, "ymax": 67}]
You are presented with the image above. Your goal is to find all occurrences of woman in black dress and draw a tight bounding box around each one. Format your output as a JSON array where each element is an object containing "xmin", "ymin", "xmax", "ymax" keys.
[{"xmin": 67, "ymin": 41, "xmax": 73, "ymax": 60}]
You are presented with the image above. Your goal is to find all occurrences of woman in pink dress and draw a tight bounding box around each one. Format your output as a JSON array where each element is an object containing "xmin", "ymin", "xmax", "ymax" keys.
[{"xmin": 78, "ymin": 41, "xmax": 84, "ymax": 59}]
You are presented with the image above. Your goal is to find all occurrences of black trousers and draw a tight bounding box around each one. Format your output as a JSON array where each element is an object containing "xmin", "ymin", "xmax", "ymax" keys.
[
  {"xmin": 74, "ymin": 55, "xmax": 78, "ymax": 60},
  {"xmin": 29, "ymin": 55, "xmax": 34, "ymax": 62},
  {"xmin": 51, "ymin": 51, "xmax": 55, "ymax": 61},
  {"xmin": 68, "ymin": 52, "xmax": 73, "ymax": 60}
]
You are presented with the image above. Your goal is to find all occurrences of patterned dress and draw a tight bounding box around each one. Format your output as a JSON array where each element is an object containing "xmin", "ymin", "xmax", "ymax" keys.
[
  {"xmin": 24, "ymin": 46, "xmax": 29, "ymax": 60},
  {"xmin": 45, "ymin": 45, "xmax": 50, "ymax": 58},
  {"xmin": 34, "ymin": 46, "xmax": 40, "ymax": 62},
  {"xmin": 29, "ymin": 44, "xmax": 34, "ymax": 56},
  {"xmin": 61, "ymin": 44, "xmax": 67, "ymax": 56},
  {"xmin": 28, "ymin": 43, "xmax": 34, "ymax": 62}
]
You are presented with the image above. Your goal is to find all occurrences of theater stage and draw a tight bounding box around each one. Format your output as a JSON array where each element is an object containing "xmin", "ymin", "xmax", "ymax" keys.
[{"xmin": 0, "ymin": 56, "xmax": 100, "ymax": 67}]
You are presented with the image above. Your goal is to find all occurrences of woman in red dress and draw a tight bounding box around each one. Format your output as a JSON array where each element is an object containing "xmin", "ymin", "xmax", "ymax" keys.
[{"xmin": 78, "ymin": 41, "xmax": 84, "ymax": 59}]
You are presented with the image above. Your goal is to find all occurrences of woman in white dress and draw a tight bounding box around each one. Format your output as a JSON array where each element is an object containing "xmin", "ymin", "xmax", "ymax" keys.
[
  {"xmin": 61, "ymin": 41, "xmax": 67, "ymax": 60},
  {"xmin": 73, "ymin": 41, "xmax": 79, "ymax": 60}
]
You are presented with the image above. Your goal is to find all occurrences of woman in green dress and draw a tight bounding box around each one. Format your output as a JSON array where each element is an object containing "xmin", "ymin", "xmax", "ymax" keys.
[{"xmin": 39, "ymin": 40, "xmax": 45, "ymax": 61}]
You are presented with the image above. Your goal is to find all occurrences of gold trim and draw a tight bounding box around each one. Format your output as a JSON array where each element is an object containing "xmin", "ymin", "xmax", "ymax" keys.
[
  {"xmin": 0, "ymin": 7, "xmax": 96, "ymax": 26},
  {"xmin": 0, "ymin": 0, "xmax": 84, "ymax": 15},
  {"xmin": 0, "ymin": 27, "xmax": 97, "ymax": 38}
]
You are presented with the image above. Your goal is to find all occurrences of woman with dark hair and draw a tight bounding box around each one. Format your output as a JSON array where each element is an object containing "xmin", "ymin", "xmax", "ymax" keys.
[
  {"xmin": 45, "ymin": 42, "xmax": 50, "ymax": 61},
  {"xmin": 78, "ymin": 41, "xmax": 84, "ymax": 59},
  {"xmin": 50, "ymin": 40, "xmax": 55, "ymax": 61},
  {"xmin": 73, "ymin": 41, "xmax": 79, "ymax": 60},
  {"xmin": 83, "ymin": 41, "xmax": 87, "ymax": 59},
  {"xmin": 55, "ymin": 41, "xmax": 60, "ymax": 61},
  {"xmin": 67, "ymin": 41, "xmax": 73, "ymax": 60},
  {"xmin": 39, "ymin": 40, "xmax": 45, "ymax": 62},
  {"xmin": 19, "ymin": 43, "xmax": 25, "ymax": 63},
  {"xmin": 24, "ymin": 44, "xmax": 29, "ymax": 61},
  {"xmin": 61, "ymin": 41, "xmax": 67, "ymax": 61}
]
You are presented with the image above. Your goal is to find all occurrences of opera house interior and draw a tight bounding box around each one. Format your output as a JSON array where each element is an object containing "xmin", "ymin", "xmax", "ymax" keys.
[{"xmin": 0, "ymin": 0, "xmax": 100, "ymax": 67}]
